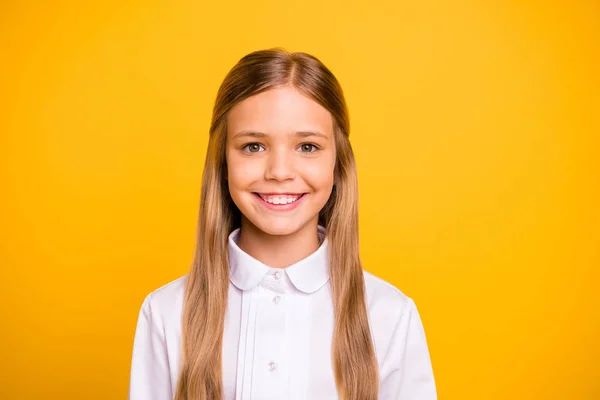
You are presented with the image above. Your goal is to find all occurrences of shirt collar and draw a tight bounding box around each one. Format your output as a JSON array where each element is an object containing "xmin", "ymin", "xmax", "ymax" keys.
[{"xmin": 228, "ymin": 225, "xmax": 329, "ymax": 294}]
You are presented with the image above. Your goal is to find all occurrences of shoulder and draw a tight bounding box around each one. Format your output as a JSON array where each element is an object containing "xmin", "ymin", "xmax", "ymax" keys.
[
  {"xmin": 139, "ymin": 275, "xmax": 188, "ymax": 326},
  {"xmin": 363, "ymin": 270, "xmax": 414, "ymax": 310},
  {"xmin": 363, "ymin": 270, "xmax": 417, "ymax": 331},
  {"xmin": 363, "ymin": 271, "xmax": 436, "ymax": 393}
]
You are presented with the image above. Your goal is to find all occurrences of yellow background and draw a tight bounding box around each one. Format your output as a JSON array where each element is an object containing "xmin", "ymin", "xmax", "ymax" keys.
[{"xmin": 1, "ymin": 0, "xmax": 599, "ymax": 399}]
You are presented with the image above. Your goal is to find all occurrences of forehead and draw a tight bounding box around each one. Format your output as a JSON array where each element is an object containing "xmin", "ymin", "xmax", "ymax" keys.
[{"xmin": 227, "ymin": 86, "xmax": 334, "ymax": 137}]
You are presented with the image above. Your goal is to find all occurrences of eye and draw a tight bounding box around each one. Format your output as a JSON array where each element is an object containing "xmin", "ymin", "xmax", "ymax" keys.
[
  {"xmin": 242, "ymin": 143, "xmax": 265, "ymax": 153},
  {"xmin": 298, "ymin": 143, "xmax": 319, "ymax": 153}
]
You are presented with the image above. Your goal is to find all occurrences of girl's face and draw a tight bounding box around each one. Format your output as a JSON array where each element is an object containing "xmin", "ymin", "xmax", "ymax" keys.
[{"xmin": 225, "ymin": 86, "xmax": 336, "ymax": 237}]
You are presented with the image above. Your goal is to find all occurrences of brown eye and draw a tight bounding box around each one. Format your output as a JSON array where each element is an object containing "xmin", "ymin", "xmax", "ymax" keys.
[
  {"xmin": 243, "ymin": 143, "xmax": 264, "ymax": 153},
  {"xmin": 299, "ymin": 143, "xmax": 318, "ymax": 153}
]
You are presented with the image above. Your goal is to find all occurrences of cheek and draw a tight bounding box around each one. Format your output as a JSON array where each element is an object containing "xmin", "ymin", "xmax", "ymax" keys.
[
  {"xmin": 226, "ymin": 154, "xmax": 262, "ymax": 190},
  {"xmin": 302, "ymin": 158, "xmax": 336, "ymax": 190}
]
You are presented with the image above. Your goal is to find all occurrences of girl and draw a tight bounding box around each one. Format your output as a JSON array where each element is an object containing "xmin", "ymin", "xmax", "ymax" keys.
[{"xmin": 129, "ymin": 49, "xmax": 436, "ymax": 400}]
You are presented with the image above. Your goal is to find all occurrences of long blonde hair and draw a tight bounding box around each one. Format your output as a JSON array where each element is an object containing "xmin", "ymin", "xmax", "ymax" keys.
[{"xmin": 175, "ymin": 49, "xmax": 379, "ymax": 400}]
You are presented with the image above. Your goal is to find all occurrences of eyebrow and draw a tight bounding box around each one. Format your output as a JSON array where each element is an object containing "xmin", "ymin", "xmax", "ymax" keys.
[{"xmin": 232, "ymin": 130, "xmax": 329, "ymax": 140}]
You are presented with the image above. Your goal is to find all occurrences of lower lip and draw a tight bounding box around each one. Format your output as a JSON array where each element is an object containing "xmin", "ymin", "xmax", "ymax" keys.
[{"xmin": 253, "ymin": 193, "xmax": 307, "ymax": 211}]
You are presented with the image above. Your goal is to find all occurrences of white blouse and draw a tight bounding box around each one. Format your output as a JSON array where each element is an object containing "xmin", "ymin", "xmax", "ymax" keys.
[{"xmin": 129, "ymin": 227, "xmax": 437, "ymax": 399}]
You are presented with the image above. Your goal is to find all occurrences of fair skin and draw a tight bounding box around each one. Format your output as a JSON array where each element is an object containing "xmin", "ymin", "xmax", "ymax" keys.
[{"xmin": 225, "ymin": 85, "xmax": 336, "ymax": 268}]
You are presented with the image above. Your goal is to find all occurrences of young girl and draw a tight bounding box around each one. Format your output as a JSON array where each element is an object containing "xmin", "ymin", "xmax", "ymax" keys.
[{"xmin": 129, "ymin": 49, "xmax": 436, "ymax": 400}]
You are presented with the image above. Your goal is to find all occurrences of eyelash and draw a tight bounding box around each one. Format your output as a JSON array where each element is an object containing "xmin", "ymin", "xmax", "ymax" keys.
[{"xmin": 241, "ymin": 143, "xmax": 320, "ymax": 153}]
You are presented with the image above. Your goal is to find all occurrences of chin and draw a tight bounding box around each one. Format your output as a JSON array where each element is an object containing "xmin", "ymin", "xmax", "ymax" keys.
[
  {"xmin": 255, "ymin": 220, "xmax": 304, "ymax": 237},
  {"xmin": 245, "ymin": 216, "xmax": 310, "ymax": 237}
]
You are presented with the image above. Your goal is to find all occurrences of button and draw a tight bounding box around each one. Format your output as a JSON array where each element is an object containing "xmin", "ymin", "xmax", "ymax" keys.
[
  {"xmin": 273, "ymin": 295, "xmax": 281, "ymax": 304},
  {"xmin": 274, "ymin": 271, "xmax": 281, "ymax": 280},
  {"xmin": 268, "ymin": 361, "xmax": 277, "ymax": 371}
]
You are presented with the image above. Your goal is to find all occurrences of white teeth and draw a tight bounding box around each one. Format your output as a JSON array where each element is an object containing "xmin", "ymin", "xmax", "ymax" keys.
[{"xmin": 260, "ymin": 194, "xmax": 301, "ymax": 204}]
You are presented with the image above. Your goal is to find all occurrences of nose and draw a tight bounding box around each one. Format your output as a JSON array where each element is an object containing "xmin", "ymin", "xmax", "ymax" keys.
[{"xmin": 264, "ymin": 148, "xmax": 295, "ymax": 182}]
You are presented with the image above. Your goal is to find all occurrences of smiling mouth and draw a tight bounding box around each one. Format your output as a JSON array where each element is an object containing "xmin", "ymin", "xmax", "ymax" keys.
[{"xmin": 253, "ymin": 193, "xmax": 307, "ymax": 205}]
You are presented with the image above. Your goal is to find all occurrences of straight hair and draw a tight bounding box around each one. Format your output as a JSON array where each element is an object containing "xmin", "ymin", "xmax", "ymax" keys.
[{"xmin": 175, "ymin": 48, "xmax": 379, "ymax": 400}]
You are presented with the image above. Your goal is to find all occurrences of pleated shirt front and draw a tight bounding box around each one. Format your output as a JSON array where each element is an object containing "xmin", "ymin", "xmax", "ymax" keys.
[{"xmin": 129, "ymin": 227, "xmax": 437, "ymax": 399}]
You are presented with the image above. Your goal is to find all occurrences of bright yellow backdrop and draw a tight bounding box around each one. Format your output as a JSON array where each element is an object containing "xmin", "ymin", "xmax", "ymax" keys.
[{"xmin": 1, "ymin": 1, "xmax": 598, "ymax": 399}]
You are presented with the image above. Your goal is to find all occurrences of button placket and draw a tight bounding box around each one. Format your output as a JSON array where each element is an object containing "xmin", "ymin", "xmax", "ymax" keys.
[{"xmin": 252, "ymin": 273, "xmax": 288, "ymax": 398}]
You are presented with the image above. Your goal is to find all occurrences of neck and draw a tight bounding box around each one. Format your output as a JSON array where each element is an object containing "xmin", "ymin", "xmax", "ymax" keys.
[{"xmin": 236, "ymin": 217, "xmax": 321, "ymax": 269}]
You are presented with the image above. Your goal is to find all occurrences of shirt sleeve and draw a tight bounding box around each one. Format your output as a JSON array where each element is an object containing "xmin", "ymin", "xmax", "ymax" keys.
[
  {"xmin": 128, "ymin": 293, "xmax": 173, "ymax": 400},
  {"xmin": 379, "ymin": 298, "xmax": 437, "ymax": 399}
]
